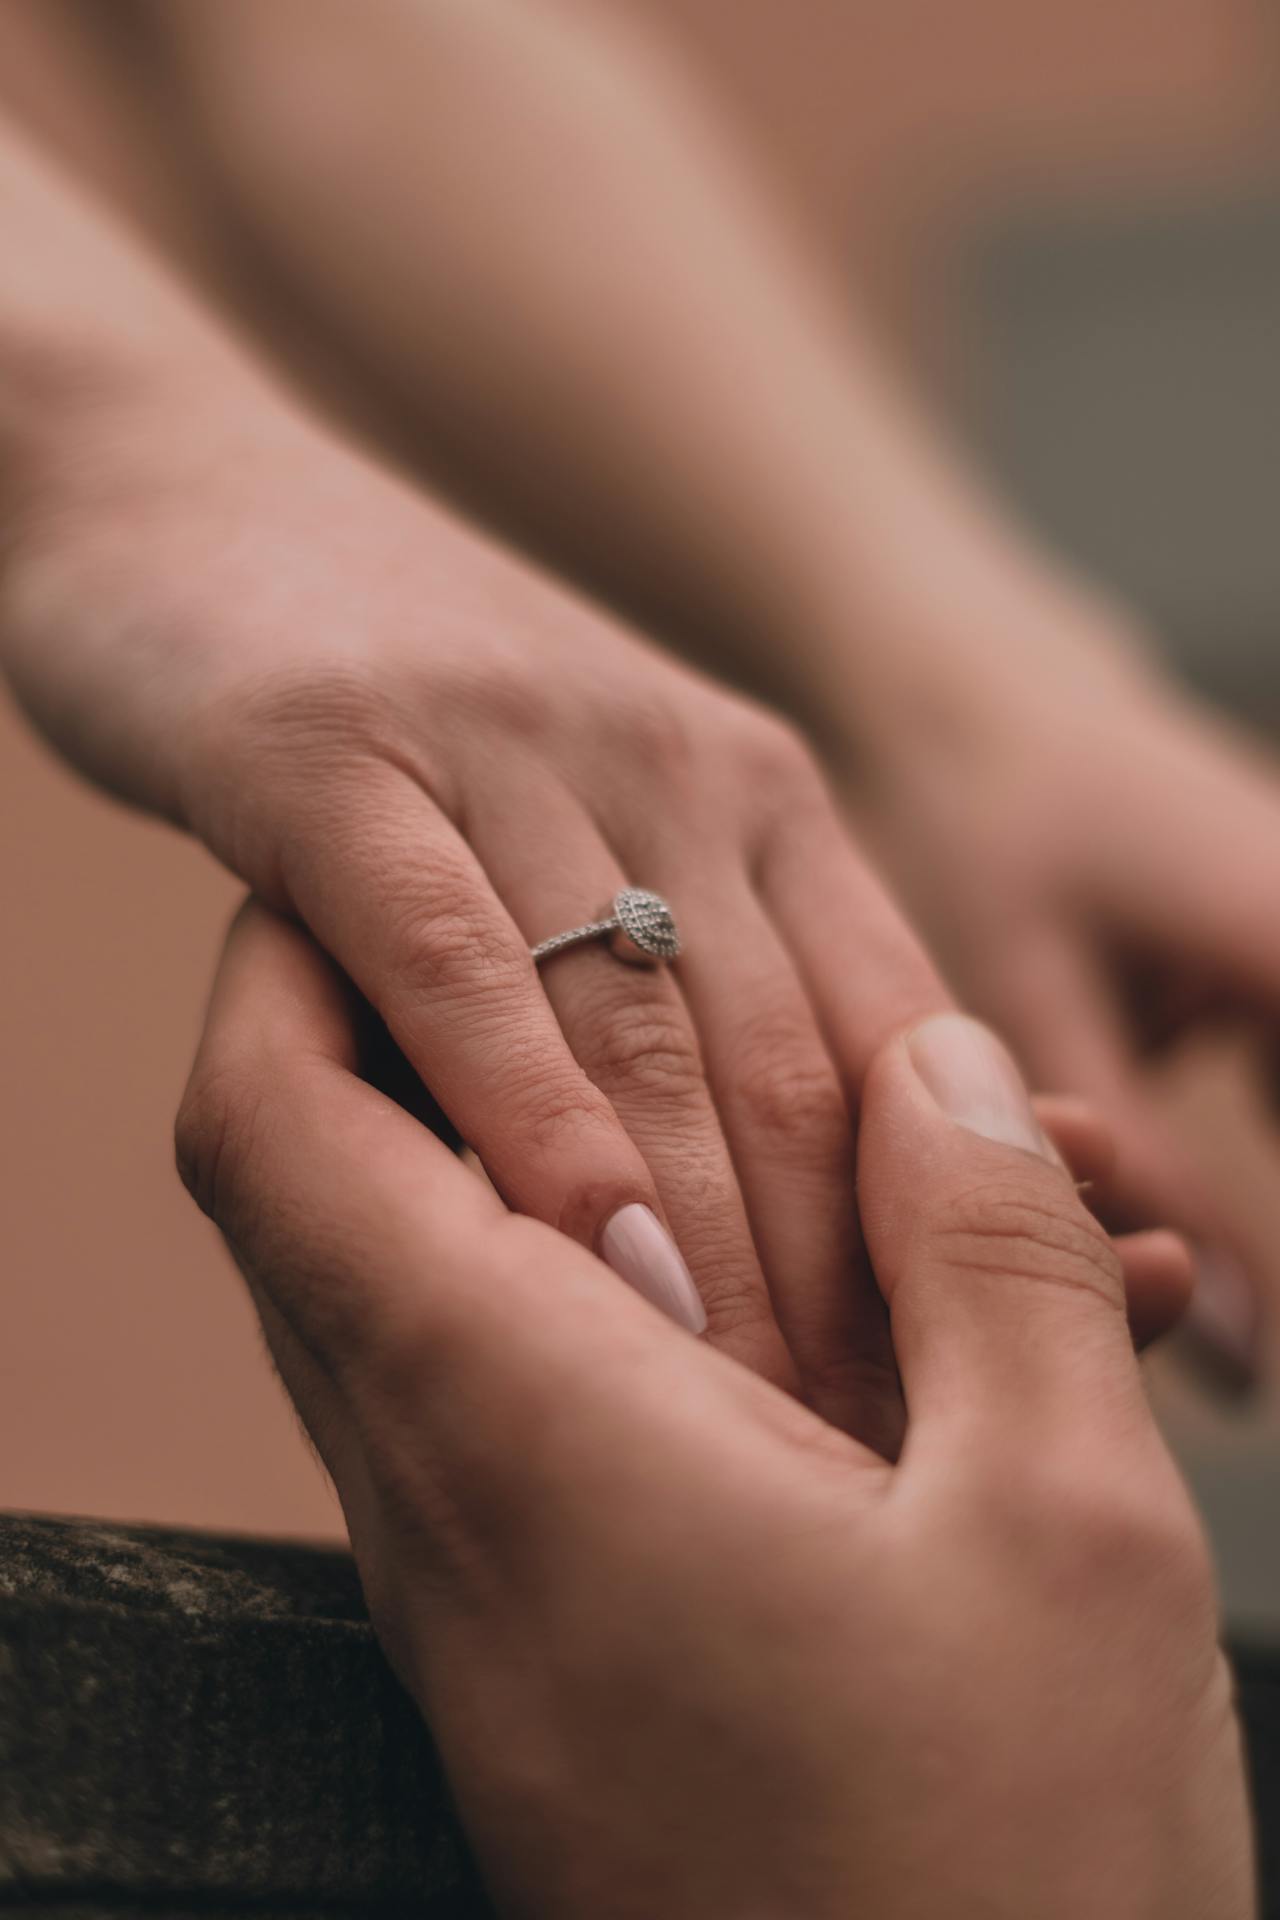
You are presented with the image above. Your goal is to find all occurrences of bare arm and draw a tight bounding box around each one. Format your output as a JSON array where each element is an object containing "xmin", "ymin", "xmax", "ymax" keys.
[
  {"xmin": 127, "ymin": 0, "xmax": 1067, "ymax": 742},
  {"xmin": 120, "ymin": 0, "xmax": 1280, "ymax": 1365},
  {"xmin": 0, "ymin": 104, "xmax": 999, "ymax": 1427}
]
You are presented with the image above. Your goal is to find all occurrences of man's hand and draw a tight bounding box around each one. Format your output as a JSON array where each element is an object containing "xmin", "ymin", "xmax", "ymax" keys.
[
  {"xmin": 175, "ymin": 904, "xmax": 1247, "ymax": 1920},
  {"xmin": 850, "ymin": 606, "xmax": 1279, "ymax": 1386}
]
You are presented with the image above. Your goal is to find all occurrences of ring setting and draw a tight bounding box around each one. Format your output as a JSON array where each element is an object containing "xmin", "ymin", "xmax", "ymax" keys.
[{"xmin": 532, "ymin": 887, "xmax": 681, "ymax": 966}]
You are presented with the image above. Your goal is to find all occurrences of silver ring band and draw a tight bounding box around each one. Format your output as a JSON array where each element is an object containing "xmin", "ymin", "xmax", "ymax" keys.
[{"xmin": 532, "ymin": 887, "xmax": 681, "ymax": 966}]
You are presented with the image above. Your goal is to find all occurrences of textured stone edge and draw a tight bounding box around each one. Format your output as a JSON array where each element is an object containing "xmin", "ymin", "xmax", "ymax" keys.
[{"xmin": 0, "ymin": 1515, "xmax": 489, "ymax": 1915}]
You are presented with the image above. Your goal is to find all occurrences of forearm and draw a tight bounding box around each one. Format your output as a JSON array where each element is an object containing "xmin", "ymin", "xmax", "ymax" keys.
[
  {"xmin": 0, "ymin": 112, "xmax": 235, "ymax": 507},
  {"xmin": 0, "ymin": 113, "xmax": 293, "ymax": 807},
  {"xmin": 129, "ymin": 0, "xmax": 1080, "ymax": 750}
]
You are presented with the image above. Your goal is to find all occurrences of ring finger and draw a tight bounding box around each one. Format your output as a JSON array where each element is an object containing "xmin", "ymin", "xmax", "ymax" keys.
[
  {"xmin": 669, "ymin": 867, "xmax": 903, "ymax": 1450},
  {"xmin": 468, "ymin": 772, "xmax": 795, "ymax": 1388}
]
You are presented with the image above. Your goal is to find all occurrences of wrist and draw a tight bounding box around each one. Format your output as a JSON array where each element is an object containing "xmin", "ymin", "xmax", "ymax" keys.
[
  {"xmin": 798, "ymin": 528, "xmax": 1167, "ymax": 793},
  {"xmin": 0, "ymin": 121, "xmax": 255, "ymax": 529},
  {"xmin": 737, "ymin": 348, "xmax": 1168, "ymax": 782},
  {"xmin": 0, "ymin": 330, "xmax": 309, "ymax": 823},
  {"xmin": 1, "ymin": 326, "xmax": 277, "ymax": 550}
]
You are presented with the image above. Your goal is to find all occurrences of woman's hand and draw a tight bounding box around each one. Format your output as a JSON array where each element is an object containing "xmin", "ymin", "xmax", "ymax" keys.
[
  {"xmin": 844, "ymin": 590, "xmax": 1280, "ymax": 1383},
  {"xmin": 4, "ymin": 371, "xmax": 976, "ymax": 1436},
  {"xmin": 3, "ymin": 367, "xmax": 1193, "ymax": 1421},
  {"xmin": 175, "ymin": 903, "xmax": 1252, "ymax": 1920},
  {"xmin": 0, "ymin": 116, "xmax": 1191, "ymax": 1416}
]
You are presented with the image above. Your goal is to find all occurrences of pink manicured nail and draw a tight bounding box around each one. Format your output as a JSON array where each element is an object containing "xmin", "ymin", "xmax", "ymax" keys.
[
  {"xmin": 600, "ymin": 1204, "xmax": 707, "ymax": 1334},
  {"xmin": 906, "ymin": 1013, "xmax": 1057, "ymax": 1163},
  {"xmin": 1184, "ymin": 1247, "xmax": 1261, "ymax": 1395}
]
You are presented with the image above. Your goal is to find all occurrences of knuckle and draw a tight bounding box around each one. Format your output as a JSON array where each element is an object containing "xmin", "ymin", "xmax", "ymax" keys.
[
  {"xmin": 430, "ymin": 645, "xmax": 551, "ymax": 751},
  {"xmin": 582, "ymin": 1000, "xmax": 707, "ymax": 1108},
  {"xmin": 174, "ymin": 1060, "xmax": 268, "ymax": 1233},
  {"xmin": 511, "ymin": 1065, "xmax": 625, "ymax": 1159},
  {"xmin": 735, "ymin": 708, "xmax": 826, "ymax": 804},
  {"xmin": 190, "ymin": 663, "xmax": 429, "ymax": 879},
  {"xmin": 608, "ymin": 692, "xmax": 698, "ymax": 782},
  {"xmin": 929, "ymin": 1174, "xmax": 1124, "ymax": 1314},
  {"xmin": 732, "ymin": 1018, "xmax": 850, "ymax": 1160},
  {"xmin": 380, "ymin": 884, "xmax": 524, "ymax": 1014}
]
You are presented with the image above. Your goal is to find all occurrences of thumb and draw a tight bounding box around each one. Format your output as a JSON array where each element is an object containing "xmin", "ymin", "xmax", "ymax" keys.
[
  {"xmin": 988, "ymin": 929, "xmax": 1212, "ymax": 1233},
  {"xmin": 857, "ymin": 1013, "xmax": 1147, "ymax": 1468},
  {"xmin": 992, "ymin": 931, "xmax": 1261, "ymax": 1386}
]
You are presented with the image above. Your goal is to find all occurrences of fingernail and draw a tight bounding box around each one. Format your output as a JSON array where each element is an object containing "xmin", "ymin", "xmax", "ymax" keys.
[
  {"xmin": 599, "ymin": 1204, "xmax": 707, "ymax": 1335},
  {"xmin": 1183, "ymin": 1247, "xmax": 1261, "ymax": 1396},
  {"xmin": 906, "ymin": 1012, "xmax": 1056, "ymax": 1163}
]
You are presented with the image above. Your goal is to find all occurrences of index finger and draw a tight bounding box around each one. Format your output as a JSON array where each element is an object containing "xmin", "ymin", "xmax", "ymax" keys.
[
  {"xmin": 268, "ymin": 756, "xmax": 707, "ymax": 1330},
  {"xmin": 175, "ymin": 904, "xmax": 849, "ymax": 1554}
]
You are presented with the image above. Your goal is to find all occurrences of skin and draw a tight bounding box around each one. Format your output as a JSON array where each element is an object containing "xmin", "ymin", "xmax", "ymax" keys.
[
  {"xmin": 0, "ymin": 35, "xmax": 1236, "ymax": 1904},
  {"xmin": 176, "ymin": 903, "xmax": 1254, "ymax": 1919},
  {"xmin": 0, "ymin": 0, "xmax": 1247, "ymax": 1365},
  {"xmin": 845, "ymin": 609, "xmax": 1280, "ymax": 1372},
  {"xmin": 0, "ymin": 119, "xmax": 1189, "ymax": 1440},
  {"xmin": 28, "ymin": 0, "xmax": 1260, "ymax": 1361}
]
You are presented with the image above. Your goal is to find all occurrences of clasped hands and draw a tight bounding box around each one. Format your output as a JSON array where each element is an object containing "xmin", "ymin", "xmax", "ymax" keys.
[
  {"xmin": 8, "ymin": 377, "xmax": 1251, "ymax": 1914},
  {"xmin": 175, "ymin": 901, "xmax": 1251, "ymax": 1920}
]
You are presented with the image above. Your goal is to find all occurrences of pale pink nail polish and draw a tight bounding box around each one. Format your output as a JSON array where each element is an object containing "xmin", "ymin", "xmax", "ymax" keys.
[
  {"xmin": 600, "ymin": 1204, "xmax": 707, "ymax": 1335},
  {"xmin": 906, "ymin": 1012, "xmax": 1058, "ymax": 1163}
]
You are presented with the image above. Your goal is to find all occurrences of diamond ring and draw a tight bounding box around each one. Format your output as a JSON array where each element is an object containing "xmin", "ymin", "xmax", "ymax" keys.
[{"xmin": 531, "ymin": 887, "xmax": 681, "ymax": 967}]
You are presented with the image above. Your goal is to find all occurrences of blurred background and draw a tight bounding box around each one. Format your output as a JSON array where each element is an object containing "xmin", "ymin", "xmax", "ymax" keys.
[{"xmin": 5, "ymin": 0, "xmax": 1280, "ymax": 1620}]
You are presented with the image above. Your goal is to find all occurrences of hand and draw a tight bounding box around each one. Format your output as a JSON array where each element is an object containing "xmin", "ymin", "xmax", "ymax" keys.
[
  {"xmin": 845, "ymin": 596, "xmax": 1279, "ymax": 1385},
  {"xmin": 3, "ymin": 375, "xmax": 971, "ymax": 1438},
  {"xmin": 3, "ymin": 373, "xmax": 1192, "ymax": 1429},
  {"xmin": 176, "ymin": 903, "xmax": 1251, "ymax": 1920}
]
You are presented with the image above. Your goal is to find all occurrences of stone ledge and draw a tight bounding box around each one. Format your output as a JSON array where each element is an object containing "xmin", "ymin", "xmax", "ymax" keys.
[
  {"xmin": 0, "ymin": 1513, "xmax": 489, "ymax": 1916},
  {"xmin": 4, "ymin": 1512, "xmax": 1280, "ymax": 1916}
]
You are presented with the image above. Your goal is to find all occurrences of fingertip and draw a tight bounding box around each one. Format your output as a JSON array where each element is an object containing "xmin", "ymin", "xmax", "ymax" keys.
[
  {"xmin": 599, "ymin": 1202, "xmax": 707, "ymax": 1334},
  {"xmin": 1118, "ymin": 1228, "xmax": 1195, "ymax": 1348},
  {"xmin": 1034, "ymin": 1093, "xmax": 1118, "ymax": 1191},
  {"xmin": 902, "ymin": 1012, "xmax": 1059, "ymax": 1163}
]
